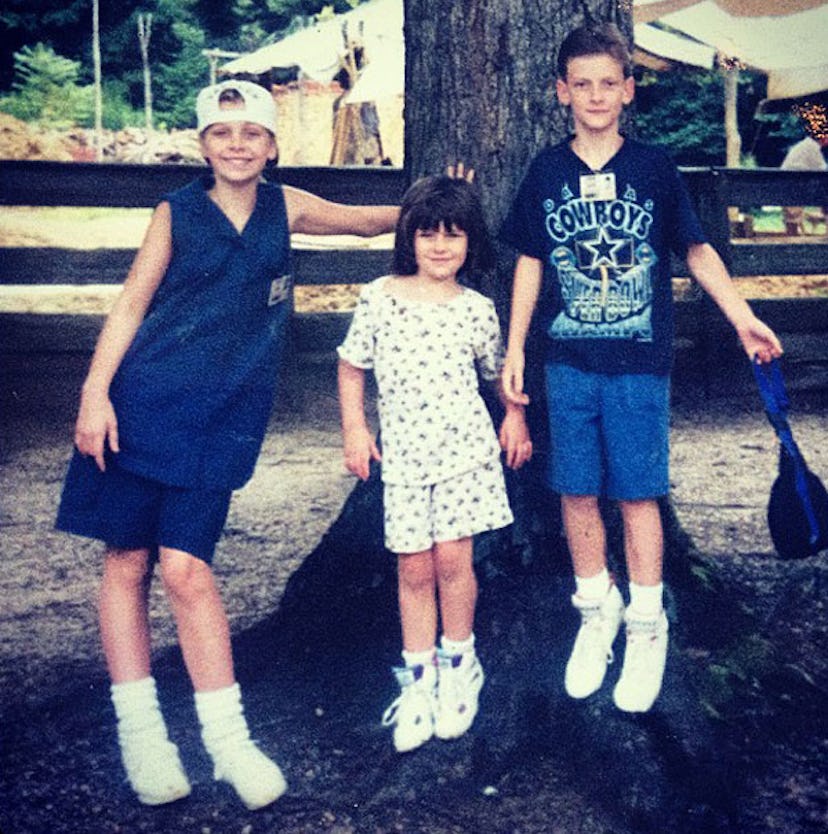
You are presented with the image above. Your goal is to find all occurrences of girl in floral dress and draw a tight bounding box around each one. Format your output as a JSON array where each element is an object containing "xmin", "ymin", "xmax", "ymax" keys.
[{"xmin": 338, "ymin": 175, "xmax": 532, "ymax": 752}]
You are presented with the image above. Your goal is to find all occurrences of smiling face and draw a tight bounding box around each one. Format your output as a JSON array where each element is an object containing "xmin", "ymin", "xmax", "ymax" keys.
[
  {"xmin": 556, "ymin": 54, "xmax": 635, "ymax": 138},
  {"xmin": 199, "ymin": 102, "xmax": 278, "ymax": 183},
  {"xmin": 413, "ymin": 222, "xmax": 469, "ymax": 284}
]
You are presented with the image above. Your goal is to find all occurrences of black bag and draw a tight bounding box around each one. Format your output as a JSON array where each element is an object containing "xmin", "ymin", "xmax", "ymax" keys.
[{"xmin": 753, "ymin": 358, "xmax": 828, "ymax": 560}]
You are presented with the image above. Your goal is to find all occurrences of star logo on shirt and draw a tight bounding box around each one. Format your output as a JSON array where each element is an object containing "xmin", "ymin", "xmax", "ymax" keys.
[{"xmin": 577, "ymin": 226, "xmax": 627, "ymax": 270}]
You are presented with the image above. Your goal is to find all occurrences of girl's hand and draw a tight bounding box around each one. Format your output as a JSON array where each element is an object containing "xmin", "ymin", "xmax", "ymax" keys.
[
  {"xmin": 499, "ymin": 407, "xmax": 533, "ymax": 470},
  {"xmin": 75, "ymin": 389, "xmax": 119, "ymax": 471},
  {"xmin": 343, "ymin": 425, "xmax": 381, "ymax": 481}
]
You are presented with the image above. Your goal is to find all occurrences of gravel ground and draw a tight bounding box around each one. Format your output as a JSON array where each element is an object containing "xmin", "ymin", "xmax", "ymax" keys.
[{"xmin": 1, "ymin": 350, "xmax": 827, "ymax": 834}]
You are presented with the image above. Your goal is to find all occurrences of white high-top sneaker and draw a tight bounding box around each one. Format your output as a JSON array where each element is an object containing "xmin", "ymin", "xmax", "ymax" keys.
[
  {"xmin": 564, "ymin": 583, "xmax": 625, "ymax": 699},
  {"xmin": 381, "ymin": 662, "xmax": 438, "ymax": 753}
]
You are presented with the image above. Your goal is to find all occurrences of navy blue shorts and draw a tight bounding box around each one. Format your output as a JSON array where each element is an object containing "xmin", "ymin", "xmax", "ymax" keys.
[
  {"xmin": 544, "ymin": 363, "xmax": 670, "ymax": 500},
  {"xmin": 56, "ymin": 451, "xmax": 232, "ymax": 563}
]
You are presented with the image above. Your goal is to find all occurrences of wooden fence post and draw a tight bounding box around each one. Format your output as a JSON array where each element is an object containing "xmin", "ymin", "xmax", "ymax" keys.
[{"xmin": 694, "ymin": 168, "xmax": 735, "ymax": 396}]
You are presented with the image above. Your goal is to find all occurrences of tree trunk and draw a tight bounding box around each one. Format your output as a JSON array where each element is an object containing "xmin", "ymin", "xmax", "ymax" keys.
[
  {"xmin": 723, "ymin": 66, "xmax": 741, "ymax": 167},
  {"xmin": 262, "ymin": 5, "xmax": 796, "ymax": 829},
  {"xmin": 403, "ymin": 0, "xmax": 631, "ymax": 225},
  {"xmin": 92, "ymin": 0, "xmax": 103, "ymax": 161},
  {"xmin": 138, "ymin": 14, "xmax": 153, "ymax": 134}
]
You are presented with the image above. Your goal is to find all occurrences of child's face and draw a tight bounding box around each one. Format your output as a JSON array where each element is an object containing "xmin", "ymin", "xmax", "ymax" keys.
[
  {"xmin": 556, "ymin": 54, "xmax": 634, "ymax": 137},
  {"xmin": 413, "ymin": 222, "xmax": 468, "ymax": 283},
  {"xmin": 199, "ymin": 105, "xmax": 278, "ymax": 180}
]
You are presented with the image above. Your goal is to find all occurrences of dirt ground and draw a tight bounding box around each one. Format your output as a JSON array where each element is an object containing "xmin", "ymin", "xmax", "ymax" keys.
[{"xmin": 1, "ymin": 345, "xmax": 827, "ymax": 833}]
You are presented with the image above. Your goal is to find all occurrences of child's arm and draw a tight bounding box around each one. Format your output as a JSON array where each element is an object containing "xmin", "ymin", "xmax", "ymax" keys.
[
  {"xmin": 338, "ymin": 358, "xmax": 382, "ymax": 481},
  {"xmin": 283, "ymin": 186, "xmax": 399, "ymax": 237},
  {"xmin": 75, "ymin": 203, "xmax": 172, "ymax": 471},
  {"xmin": 686, "ymin": 242, "xmax": 783, "ymax": 364},
  {"xmin": 497, "ymin": 394, "xmax": 533, "ymax": 470},
  {"xmin": 502, "ymin": 254, "xmax": 543, "ymax": 405}
]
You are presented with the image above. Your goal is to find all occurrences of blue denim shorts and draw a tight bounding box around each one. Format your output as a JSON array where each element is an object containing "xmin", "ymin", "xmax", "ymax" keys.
[
  {"xmin": 56, "ymin": 450, "xmax": 232, "ymax": 563},
  {"xmin": 544, "ymin": 363, "xmax": 670, "ymax": 500}
]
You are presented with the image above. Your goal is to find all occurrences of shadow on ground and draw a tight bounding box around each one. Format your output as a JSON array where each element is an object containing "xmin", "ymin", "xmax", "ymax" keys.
[{"xmin": 3, "ymin": 453, "xmax": 826, "ymax": 834}]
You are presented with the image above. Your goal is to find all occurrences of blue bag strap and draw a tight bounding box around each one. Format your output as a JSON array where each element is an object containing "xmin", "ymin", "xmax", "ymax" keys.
[{"xmin": 752, "ymin": 357, "xmax": 821, "ymax": 546}]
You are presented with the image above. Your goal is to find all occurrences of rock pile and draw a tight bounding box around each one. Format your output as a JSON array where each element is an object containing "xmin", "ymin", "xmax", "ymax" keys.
[{"xmin": 0, "ymin": 112, "xmax": 203, "ymax": 164}]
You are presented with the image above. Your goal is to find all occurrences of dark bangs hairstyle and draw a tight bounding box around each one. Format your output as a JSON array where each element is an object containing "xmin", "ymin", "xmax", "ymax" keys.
[
  {"xmin": 556, "ymin": 23, "xmax": 633, "ymax": 80},
  {"xmin": 392, "ymin": 175, "xmax": 495, "ymax": 284}
]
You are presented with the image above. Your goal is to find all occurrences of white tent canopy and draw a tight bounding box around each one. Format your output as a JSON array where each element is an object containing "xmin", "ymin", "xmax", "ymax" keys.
[
  {"xmin": 218, "ymin": 0, "xmax": 826, "ymax": 105},
  {"xmin": 634, "ymin": 21, "xmax": 716, "ymax": 69},
  {"xmin": 634, "ymin": 0, "xmax": 828, "ymax": 98},
  {"xmin": 219, "ymin": 0, "xmax": 404, "ymax": 103}
]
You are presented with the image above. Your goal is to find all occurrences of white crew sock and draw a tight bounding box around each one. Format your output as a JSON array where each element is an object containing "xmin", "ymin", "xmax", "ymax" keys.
[
  {"xmin": 628, "ymin": 581, "xmax": 664, "ymax": 617},
  {"xmin": 440, "ymin": 633, "xmax": 475, "ymax": 656},
  {"xmin": 575, "ymin": 567, "xmax": 611, "ymax": 600},
  {"xmin": 195, "ymin": 682, "xmax": 287, "ymax": 810},
  {"xmin": 111, "ymin": 676, "xmax": 191, "ymax": 805},
  {"xmin": 401, "ymin": 647, "xmax": 436, "ymax": 668},
  {"xmin": 194, "ymin": 682, "xmax": 251, "ymax": 754},
  {"xmin": 111, "ymin": 676, "xmax": 168, "ymax": 740}
]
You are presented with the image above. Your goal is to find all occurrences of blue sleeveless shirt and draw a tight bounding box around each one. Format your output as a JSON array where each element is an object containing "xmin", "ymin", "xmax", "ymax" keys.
[{"xmin": 109, "ymin": 176, "xmax": 292, "ymax": 489}]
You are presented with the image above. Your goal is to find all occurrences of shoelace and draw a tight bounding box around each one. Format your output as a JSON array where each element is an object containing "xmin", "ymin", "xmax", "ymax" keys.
[
  {"xmin": 622, "ymin": 621, "xmax": 662, "ymax": 673},
  {"xmin": 382, "ymin": 683, "xmax": 432, "ymax": 727}
]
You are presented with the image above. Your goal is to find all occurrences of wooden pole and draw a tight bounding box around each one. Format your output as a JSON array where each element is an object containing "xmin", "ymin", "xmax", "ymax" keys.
[
  {"xmin": 92, "ymin": 0, "xmax": 103, "ymax": 161},
  {"xmin": 138, "ymin": 14, "xmax": 154, "ymax": 133}
]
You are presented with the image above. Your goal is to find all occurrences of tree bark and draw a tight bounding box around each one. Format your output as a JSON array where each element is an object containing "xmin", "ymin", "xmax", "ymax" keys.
[
  {"xmin": 403, "ymin": 0, "xmax": 631, "ymax": 224},
  {"xmin": 92, "ymin": 0, "xmax": 103, "ymax": 161},
  {"xmin": 138, "ymin": 14, "xmax": 153, "ymax": 133}
]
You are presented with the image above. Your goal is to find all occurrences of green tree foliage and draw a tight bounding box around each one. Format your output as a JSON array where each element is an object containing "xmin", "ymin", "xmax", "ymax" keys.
[
  {"xmin": 152, "ymin": 20, "xmax": 210, "ymax": 129},
  {"xmin": 635, "ymin": 68, "xmax": 728, "ymax": 165},
  {"xmin": 633, "ymin": 66, "xmax": 799, "ymax": 167},
  {"xmin": 0, "ymin": 43, "xmax": 92, "ymax": 128},
  {"xmin": 0, "ymin": 41, "xmax": 144, "ymax": 130},
  {"xmin": 0, "ymin": 0, "xmax": 367, "ymax": 130},
  {"xmin": 0, "ymin": 0, "xmax": 806, "ymax": 159}
]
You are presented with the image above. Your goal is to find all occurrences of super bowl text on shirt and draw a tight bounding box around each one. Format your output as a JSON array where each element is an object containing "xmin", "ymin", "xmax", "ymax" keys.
[{"xmin": 544, "ymin": 180, "xmax": 657, "ymax": 342}]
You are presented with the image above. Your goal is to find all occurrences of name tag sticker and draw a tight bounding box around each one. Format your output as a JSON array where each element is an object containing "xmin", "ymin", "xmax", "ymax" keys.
[
  {"xmin": 268, "ymin": 275, "xmax": 291, "ymax": 306},
  {"xmin": 580, "ymin": 172, "xmax": 616, "ymax": 201}
]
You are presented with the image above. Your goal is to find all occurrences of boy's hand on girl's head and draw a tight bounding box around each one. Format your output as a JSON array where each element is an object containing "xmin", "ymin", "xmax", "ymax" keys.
[
  {"xmin": 75, "ymin": 393, "xmax": 120, "ymax": 472},
  {"xmin": 343, "ymin": 426, "xmax": 381, "ymax": 481},
  {"xmin": 499, "ymin": 408, "xmax": 533, "ymax": 470},
  {"xmin": 446, "ymin": 162, "xmax": 475, "ymax": 183}
]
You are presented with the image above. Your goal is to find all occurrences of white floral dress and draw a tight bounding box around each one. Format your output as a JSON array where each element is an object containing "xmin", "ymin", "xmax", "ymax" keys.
[{"xmin": 337, "ymin": 276, "xmax": 505, "ymax": 486}]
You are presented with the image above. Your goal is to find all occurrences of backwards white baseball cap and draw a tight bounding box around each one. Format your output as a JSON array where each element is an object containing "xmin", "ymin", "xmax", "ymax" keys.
[{"xmin": 196, "ymin": 80, "xmax": 277, "ymax": 134}]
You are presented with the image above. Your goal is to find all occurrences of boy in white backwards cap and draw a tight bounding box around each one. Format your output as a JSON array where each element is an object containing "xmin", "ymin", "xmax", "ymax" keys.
[{"xmin": 56, "ymin": 80, "xmax": 400, "ymax": 810}]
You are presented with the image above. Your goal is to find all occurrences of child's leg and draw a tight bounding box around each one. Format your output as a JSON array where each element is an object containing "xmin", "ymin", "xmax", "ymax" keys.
[
  {"xmin": 99, "ymin": 547, "xmax": 153, "ymax": 682},
  {"xmin": 159, "ymin": 547, "xmax": 286, "ymax": 809},
  {"xmin": 382, "ymin": 550, "xmax": 438, "ymax": 753},
  {"xmin": 397, "ymin": 549, "xmax": 438, "ymax": 653},
  {"xmin": 620, "ymin": 498, "xmax": 663, "ymax": 594},
  {"xmin": 432, "ymin": 537, "xmax": 484, "ymax": 740},
  {"xmin": 101, "ymin": 547, "xmax": 191, "ymax": 805},
  {"xmin": 433, "ymin": 536, "xmax": 475, "ymax": 642},
  {"xmin": 560, "ymin": 495, "xmax": 624, "ymax": 699},
  {"xmin": 560, "ymin": 494, "xmax": 607, "ymax": 581},
  {"xmin": 613, "ymin": 498, "xmax": 669, "ymax": 713},
  {"xmin": 158, "ymin": 548, "xmax": 234, "ymax": 691}
]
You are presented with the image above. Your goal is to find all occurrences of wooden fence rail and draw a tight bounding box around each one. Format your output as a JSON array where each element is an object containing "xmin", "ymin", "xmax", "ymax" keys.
[{"xmin": 1, "ymin": 160, "xmax": 826, "ymax": 394}]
